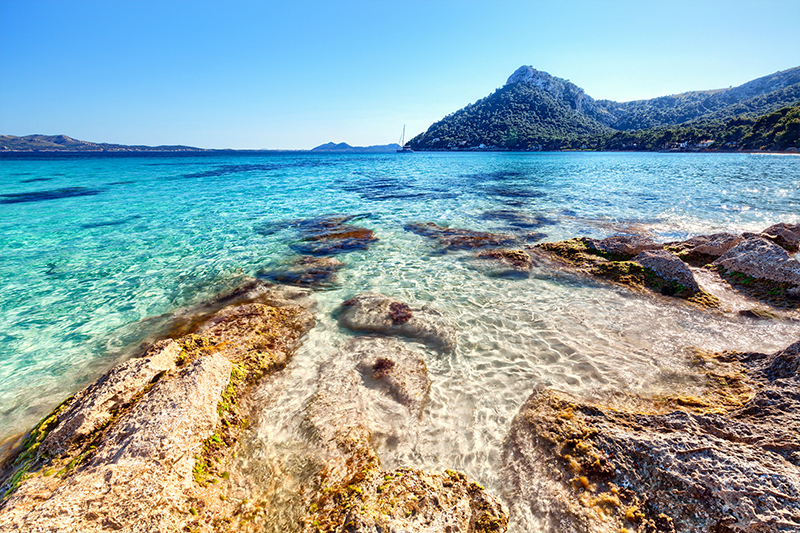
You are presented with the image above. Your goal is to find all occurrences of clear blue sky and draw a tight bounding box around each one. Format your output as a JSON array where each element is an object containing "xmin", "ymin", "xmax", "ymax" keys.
[{"xmin": 1, "ymin": 0, "xmax": 799, "ymax": 149}]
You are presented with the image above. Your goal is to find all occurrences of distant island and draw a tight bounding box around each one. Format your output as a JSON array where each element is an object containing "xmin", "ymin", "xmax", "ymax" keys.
[
  {"xmin": 0, "ymin": 134, "xmax": 209, "ymax": 153},
  {"xmin": 409, "ymin": 65, "xmax": 800, "ymax": 152},
  {"xmin": 310, "ymin": 142, "xmax": 401, "ymax": 153}
]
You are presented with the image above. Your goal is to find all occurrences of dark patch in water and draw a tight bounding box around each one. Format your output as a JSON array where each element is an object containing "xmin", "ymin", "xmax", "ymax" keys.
[
  {"xmin": 20, "ymin": 177, "xmax": 53, "ymax": 183},
  {"xmin": 484, "ymin": 186, "xmax": 546, "ymax": 199},
  {"xmin": 80, "ymin": 215, "xmax": 142, "ymax": 229},
  {"xmin": 109, "ymin": 180, "xmax": 136, "ymax": 185},
  {"xmin": 341, "ymin": 175, "xmax": 459, "ymax": 202},
  {"xmin": 178, "ymin": 159, "xmax": 333, "ymax": 179},
  {"xmin": 0, "ymin": 187, "xmax": 104, "ymax": 204},
  {"xmin": 480, "ymin": 210, "xmax": 557, "ymax": 229},
  {"xmin": 460, "ymin": 170, "xmax": 526, "ymax": 181}
]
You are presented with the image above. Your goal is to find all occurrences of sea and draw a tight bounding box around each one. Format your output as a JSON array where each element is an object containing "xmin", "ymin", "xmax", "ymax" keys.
[{"xmin": 1, "ymin": 150, "xmax": 799, "ymax": 528}]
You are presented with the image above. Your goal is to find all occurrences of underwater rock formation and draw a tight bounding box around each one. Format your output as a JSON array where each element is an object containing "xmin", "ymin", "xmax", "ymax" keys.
[
  {"xmin": 290, "ymin": 215, "xmax": 378, "ymax": 256},
  {"xmin": 259, "ymin": 255, "xmax": 345, "ymax": 288},
  {"xmin": 337, "ymin": 293, "xmax": 457, "ymax": 351},
  {"xmin": 633, "ymin": 249, "xmax": 700, "ymax": 293},
  {"xmin": 476, "ymin": 248, "xmax": 535, "ymax": 277},
  {"xmin": 301, "ymin": 337, "xmax": 507, "ymax": 533},
  {"xmin": 503, "ymin": 340, "xmax": 800, "ymax": 533},
  {"xmin": 405, "ymin": 221, "xmax": 519, "ymax": 251},
  {"xmin": 0, "ymin": 282, "xmax": 316, "ymax": 533},
  {"xmin": 713, "ymin": 236, "xmax": 800, "ymax": 286}
]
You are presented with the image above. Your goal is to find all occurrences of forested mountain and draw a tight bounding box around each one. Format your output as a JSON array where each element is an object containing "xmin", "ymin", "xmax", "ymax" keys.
[{"xmin": 409, "ymin": 66, "xmax": 800, "ymax": 151}]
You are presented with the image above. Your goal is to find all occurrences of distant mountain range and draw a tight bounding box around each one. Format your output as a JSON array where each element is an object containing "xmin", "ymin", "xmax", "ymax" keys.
[
  {"xmin": 0, "ymin": 134, "xmax": 207, "ymax": 152},
  {"xmin": 409, "ymin": 66, "xmax": 800, "ymax": 151},
  {"xmin": 310, "ymin": 142, "xmax": 401, "ymax": 153}
]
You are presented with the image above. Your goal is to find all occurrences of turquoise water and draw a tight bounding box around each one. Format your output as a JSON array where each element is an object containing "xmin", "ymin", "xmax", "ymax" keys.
[{"xmin": 1, "ymin": 152, "xmax": 799, "ymax": 519}]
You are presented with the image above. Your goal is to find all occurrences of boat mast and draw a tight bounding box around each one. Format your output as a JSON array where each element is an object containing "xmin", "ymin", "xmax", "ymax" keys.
[{"xmin": 399, "ymin": 125, "xmax": 406, "ymax": 147}]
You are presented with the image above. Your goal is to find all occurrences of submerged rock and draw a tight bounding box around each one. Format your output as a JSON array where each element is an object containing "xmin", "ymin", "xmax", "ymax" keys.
[
  {"xmin": 762, "ymin": 222, "xmax": 800, "ymax": 252},
  {"xmin": 480, "ymin": 209, "xmax": 555, "ymax": 229},
  {"xmin": 290, "ymin": 215, "xmax": 378, "ymax": 256},
  {"xmin": 337, "ymin": 293, "xmax": 456, "ymax": 351},
  {"xmin": 476, "ymin": 248, "xmax": 535, "ymax": 277},
  {"xmin": 665, "ymin": 232, "xmax": 744, "ymax": 265},
  {"xmin": 583, "ymin": 234, "xmax": 662, "ymax": 260},
  {"xmin": 713, "ymin": 236, "xmax": 800, "ymax": 286},
  {"xmin": 405, "ymin": 221, "xmax": 519, "ymax": 251},
  {"xmin": 633, "ymin": 249, "xmax": 700, "ymax": 293},
  {"xmin": 503, "ymin": 341, "xmax": 800, "ymax": 533},
  {"xmin": 350, "ymin": 337, "xmax": 432, "ymax": 419},
  {"xmin": 258, "ymin": 255, "xmax": 344, "ymax": 288}
]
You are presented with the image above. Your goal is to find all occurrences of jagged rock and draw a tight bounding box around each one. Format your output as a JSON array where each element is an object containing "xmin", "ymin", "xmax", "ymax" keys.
[
  {"xmin": 302, "ymin": 467, "xmax": 509, "ymax": 533},
  {"xmin": 503, "ymin": 341, "xmax": 800, "ymax": 533},
  {"xmin": 349, "ymin": 337, "xmax": 431, "ymax": 419},
  {"xmin": 405, "ymin": 221, "xmax": 519, "ymax": 251},
  {"xmin": 41, "ymin": 339, "xmax": 180, "ymax": 455},
  {"xmin": 666, "ymin": 232, "xmax": 744, "ymax": 264},
  {"xmin": 259, "ymin": 256, "xmax": 344, "ymax": 288},
  {"xmin": 0, "ymin": 354, "xmax": 232, "ymax": 533},
  {"xmin": 713, "ymin": 236, "xmax": 800, "ymax": 285},
  {"xmin": 762, "ymin": 223, "xmax": 800, "ymax": 252},
  {"xmin": 583, "ymin": 234, "xmax": 662, "ymax": 259},
  {"xmin": 633, "ymin": 249, "xmax": 700, "ymax": 293},
  {"xmin": 337, "ymin": 293, "xmax": 456, "ymax": 351}
]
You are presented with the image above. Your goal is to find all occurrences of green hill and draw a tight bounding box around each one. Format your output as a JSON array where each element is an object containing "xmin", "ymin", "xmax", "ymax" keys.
[
  {"xmin": 410, "ymin": 66, "xmax": 800, "ymax": 151},
  {"xmin": 0, "ymin": 134, "xmax": 205, "ymax": 152}
]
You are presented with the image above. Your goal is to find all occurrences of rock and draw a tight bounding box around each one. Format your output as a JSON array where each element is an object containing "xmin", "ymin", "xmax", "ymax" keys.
[
  {"xmin": 583, "ymin": 234, "xmax": 662, "ymax": 259},
  {"xmin": 337, "ymin": 293, "xmax": 456, "ymax": 351},
  {"xmin": 633, "ymin": 249, "xmax": 700, "ymax": 293},
  {"xmin": 40, "ymin": 339, "xmax": 180, "ymax": 455},
  {"xmin": 302, "ymin": 467, "xmax": 509, "ymax": 533},
  {"xmin": 762, "ymin": 222, "xmax": 800, "ymax": 252},
  {"xmin": 503, "ymin": 341, "xmax": 800, "ymax": 533},
  {"xmin": 480, "ymin": 209, "xmax": 555, "ymax": 229},
  {"xmin": 0, "ymin": 354, "xmax": 232, "ymax": 533},
  {"xmin": 405, "ymin": 221, "xmax": 519, "ymax": 251},
  {"xmin": 788, "ymin": 286, "xmax": 800, "ymax": 300},
  {"xmin": 290, "ymin": 215, "xmax": 377, "ymax": 256},
  {"xmin": 476, "ymin": 248, "xmax": 534, "ymax": 277},
  {"xmin": 350, "ymin": 337, "xmax": 431, "ymax": 419},
  {"xmin": 258, "ymin": 256, "xmax": 344, "ymax": 288},
  {"xmin": 713, "ymin": 236, "xmax": 800, "ymax": 285},
  {"xmin": 665, "ymin": 232, "xmax": 744, "ymax": 264},
  {"xmin": 738, "ymin": 308, "xmax": 782, "ymax": 320}
]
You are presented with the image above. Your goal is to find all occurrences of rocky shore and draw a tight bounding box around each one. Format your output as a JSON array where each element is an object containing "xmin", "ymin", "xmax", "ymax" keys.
[{"xmin": 1, "ymin": 217, "xmax": 798, "ymax": 532}]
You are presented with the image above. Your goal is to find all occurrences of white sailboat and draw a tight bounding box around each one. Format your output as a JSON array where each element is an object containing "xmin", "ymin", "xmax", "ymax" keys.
[{"xmin": 396, "ymin": 125, "xmax": 413, "ymax": 153}]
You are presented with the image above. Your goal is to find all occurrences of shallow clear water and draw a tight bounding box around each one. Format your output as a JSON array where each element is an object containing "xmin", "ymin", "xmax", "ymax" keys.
[{"xmin": 1, "ymin": 151, "xmax": 799, "ymax": 528}]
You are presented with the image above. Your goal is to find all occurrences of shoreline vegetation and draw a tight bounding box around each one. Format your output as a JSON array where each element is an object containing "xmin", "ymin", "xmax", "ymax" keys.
[{"xmin": 1, "ymin": 215, "xmax": 798, "ymax": 532}]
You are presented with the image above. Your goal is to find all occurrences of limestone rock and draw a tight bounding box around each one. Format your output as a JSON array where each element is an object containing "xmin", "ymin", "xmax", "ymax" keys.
[
  {"xmin": 302, "ymin": 467, "xmax": 509, "ymax": 533},
  {"xmin": 40, "ymin": 339, "xmax": 180, "ymax": 456},
  {"xmin": 713, "ymin": 236, "xmax": 800, "ymax": 285},
  {"xmin": 762, "ymin": 222, "xmax": 800, "ymax": 252},
  {"xmin": 337, "ymin": 293, "xmax": 456, "ymax": 351},
  {"xmin": 350, "ymin": 337, "xmax": 431, "ymax": 419},
  {"xmin": 666, "ymin": 232, "xmax": 744, "ymax": 264},
  {"xmin": 583, "ymin": 234, "xmax": 661, "ymax": 259},
  {"xmin": 290, "ymin": 215, "xmax": 377, "ymax": 256},
  {"xmin": 1, "ymin": 354, "xmax": 232, "ymax": 533},
  {"xmin": 503, "ymin": 341, "xmax": 800, "ymax": 533},
  {"xmin": 633, "ymin": 249, "xmax": 700, "ymax": 293},
  {"xmin": 476, "ymin": 248, "xmax": 534, "ymax": 277}
]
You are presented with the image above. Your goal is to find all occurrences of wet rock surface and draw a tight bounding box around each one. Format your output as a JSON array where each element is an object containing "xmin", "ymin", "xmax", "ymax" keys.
[
  {"xmin": 665, "ymin": 232, "xmax": 744, "ymax": 265},
  {"xmin": 258, "ymin": 255, "xmax": 345, "ymax": 288},
  {"xmin": 476, "ymin": 248, "xmax": 535, "ymax": 277},
  {"xmin": 405, "ymin": 221, "xmax": 519, "ymax": 251},
  {"xmin": 633, "ymin": 249, "xmax": 700, "ymax": 293},
  {"xmin": 337, "ymin": 292, "xmax": 457, "ymax": 351},
  {"xmin": 583, "ymin": 234, "xmax": 662, "ymax": 260},
  {"xmin": 762, "ymin": 222, "xmax": 800, "ymax": 252},
  {"xmin": 503, "ymin": 341, "xmax": 800, "ymax": 533},
  {"xmin": 713, "ymin": 236, "xmax": 800, "ymax": 286}
]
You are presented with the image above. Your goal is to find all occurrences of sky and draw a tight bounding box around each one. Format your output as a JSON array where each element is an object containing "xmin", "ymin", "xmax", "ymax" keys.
[{"xmin": 1, "ymin": 0, "xmax": 799, "ymax": 150}]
